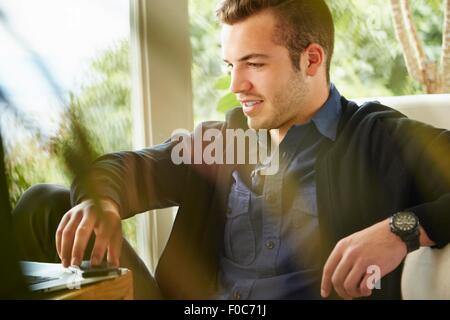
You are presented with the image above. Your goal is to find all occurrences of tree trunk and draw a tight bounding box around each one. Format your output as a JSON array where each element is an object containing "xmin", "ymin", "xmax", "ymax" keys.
[
  {"xmin": 390, "ymin": 0, "xmax": 449, "ymax": 93},
  {"xmin": 390, "ymin": 0, "xmax": 422, "ymax": 84},
  {"xmin": 401, "ymin": 0, "xmax": 439, "ymax": 93}
]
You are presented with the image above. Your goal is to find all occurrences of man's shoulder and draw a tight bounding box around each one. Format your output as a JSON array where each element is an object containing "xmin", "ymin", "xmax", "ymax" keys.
[
  {"xmin": 339, "ymin": 98, "xmax": 448, "ymax": 146},
  {"xmin": 353, "ymin": 100, "xmax": 445, "ymax": 132},
  {"xmin": 339, "ymin": 98, "xmax": 407, "ymax": 133},
  {"xmin": 344, "ymin": 98, "xmax": 405, "ymax": 121}
]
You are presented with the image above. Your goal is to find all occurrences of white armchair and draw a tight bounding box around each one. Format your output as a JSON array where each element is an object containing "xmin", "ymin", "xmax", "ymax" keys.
[{"xmin": 356, "ymin": 94, "xmax": 450, "ymax": 299}]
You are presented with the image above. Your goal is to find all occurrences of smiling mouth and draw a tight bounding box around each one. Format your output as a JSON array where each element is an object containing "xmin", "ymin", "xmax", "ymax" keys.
[{"xmin": 241, "ymin": 100, "xmax": 264, "ymax": 115}]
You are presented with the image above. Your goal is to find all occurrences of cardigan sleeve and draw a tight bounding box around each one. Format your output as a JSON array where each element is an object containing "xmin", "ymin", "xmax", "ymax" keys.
[
  {"xmin": 70, "ymin": 121, "xmax": 225, "ymax": 219},
  {"xmin": 389, "ymin": 118, "xmax": 450, "ymax": 248}
]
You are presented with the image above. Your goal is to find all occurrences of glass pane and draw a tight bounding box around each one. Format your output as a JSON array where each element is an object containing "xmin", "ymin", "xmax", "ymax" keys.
[
  {"xmin": 189, "ymin": 0, "xmax": 226, "ymax": 126},
  {"xmin": 0, "ymin": 0, "xmax": 136, "ymax": 249}
]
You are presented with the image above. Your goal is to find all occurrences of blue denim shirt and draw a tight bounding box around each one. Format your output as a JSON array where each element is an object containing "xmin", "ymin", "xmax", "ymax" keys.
[{"xmin": 217, "ymin": 84, "xmax": 342, "ymax": 300}]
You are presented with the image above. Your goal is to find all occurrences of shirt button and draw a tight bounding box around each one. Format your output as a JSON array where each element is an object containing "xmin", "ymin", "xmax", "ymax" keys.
[
  {"xmin": 265, "ymin": 240, "xmax": 275, "ymax": 250},
  {"xmin": 233, "ymin": 291, "xmax": 241, "ymax": 300}
]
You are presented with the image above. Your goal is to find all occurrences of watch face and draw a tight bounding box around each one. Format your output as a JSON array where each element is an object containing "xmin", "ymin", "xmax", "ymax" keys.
[{"xmin": 393, "ymin": 212, "xmax": 418, "ymax": 232}]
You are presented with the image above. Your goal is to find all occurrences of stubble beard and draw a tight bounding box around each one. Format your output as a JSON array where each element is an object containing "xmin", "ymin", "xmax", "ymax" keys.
[{"xmin": 247, "ymin": 71, "xmax": 308, "ymax": 131}]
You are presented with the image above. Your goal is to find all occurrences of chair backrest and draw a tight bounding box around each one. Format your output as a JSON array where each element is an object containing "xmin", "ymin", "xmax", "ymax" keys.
[
  {"xmin": 355, "ymin": 94, "xmax": 450, "ymax": 300},
  {"xmin": 401, "ymin": 244, "xmax": 450, "ymax": 299}
]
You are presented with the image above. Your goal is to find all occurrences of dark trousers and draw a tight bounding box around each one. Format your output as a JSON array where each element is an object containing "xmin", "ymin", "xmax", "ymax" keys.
[{"xmin": 12, "ymin": 184, "xmax": 163, "ymax": 299}]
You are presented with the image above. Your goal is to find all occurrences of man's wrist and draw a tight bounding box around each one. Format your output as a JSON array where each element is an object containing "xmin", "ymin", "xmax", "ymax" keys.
[
  {"xmin": 419, "ymin": 225, "xmax": 435, "ymax": 247},
  {"xmin": 80, "ymin": 197, "xmax": 122, "ymax": 219},
  {"xmin": 389, "ymin": 212, "xmax": 420, "ymax": 253},
  {"xmin": 99, "ymin": 198, "xmax": 121, "ymax": 217},
  {"xmin": 386, "ymin": 218, "xmax": 408, "ymax": 255}
]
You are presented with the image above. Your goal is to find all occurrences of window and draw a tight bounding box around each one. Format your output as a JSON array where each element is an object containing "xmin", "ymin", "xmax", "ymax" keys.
[
  {"xmin": 0, "ymin": 0, "xmax": 137, "ymax": 248},
  {"xmin": 189, "ymin": 0, "xmax": 226, "ymax": 125}
]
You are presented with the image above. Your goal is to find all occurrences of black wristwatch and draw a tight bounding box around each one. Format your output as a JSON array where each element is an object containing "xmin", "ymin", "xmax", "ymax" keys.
[{"xmin": 389, "ymin": 211, "xmax": 421, "ymax": 253}]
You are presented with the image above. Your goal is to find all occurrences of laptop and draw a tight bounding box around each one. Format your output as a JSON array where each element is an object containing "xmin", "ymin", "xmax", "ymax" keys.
[
  {"xmin": 21, "ymin": 260, "xmax": 124, "ymax": 293},
  {"xmin": 0, "ymin": 132, "xmax": 124, "ymax": 297}
]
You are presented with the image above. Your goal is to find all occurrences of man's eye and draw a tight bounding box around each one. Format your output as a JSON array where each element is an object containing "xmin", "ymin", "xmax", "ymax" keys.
[{"xmin": 247, "ymin": 63, "xmax": 264, "ymax": 68}]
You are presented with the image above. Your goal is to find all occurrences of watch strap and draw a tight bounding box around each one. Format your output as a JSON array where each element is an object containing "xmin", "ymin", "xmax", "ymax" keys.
[{"xmin": 403, "ymin": 229, "xmax": 420, "ymax": 253}]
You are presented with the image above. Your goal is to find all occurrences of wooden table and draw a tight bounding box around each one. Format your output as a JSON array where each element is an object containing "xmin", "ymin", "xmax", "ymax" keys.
[{"xmin": 39, "ymin": 270, "xmax": 133, "ymax": 300}]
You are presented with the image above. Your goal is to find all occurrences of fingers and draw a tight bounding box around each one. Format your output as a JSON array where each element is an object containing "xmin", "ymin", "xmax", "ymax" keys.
[
  {"xmin": 359, "ymin": 272, "xmax": 374, "ymax": 297},
  {"xmin": 107, "ymin": 226, "xmax": 123, "ymax": 267},
  {"xmin": 70, "ymin": 211, "xmax": 96, "ymax": 266},
  {"xmin": 55, "ymin": 199, "xmax": 122, "ymax": 268},
  {"xmin": 90, "ymin": 217, "xmax": 121, "ymax": 266},
  {"xmin": 56, "ymin": 212, "xmax": 72, "ymax": 260},
  {"xmin": 323, "ymin": 249, "xmax": 375, "ymax": 299},
  {"xmin": 321, "ymin": 241, "xmax": 344, "ymax": 298},
  {"xmin": 60, "ymin": 211, "xmax": 84, "ymax": 267},
  {"xmin": 90, "ymin": 236, "xmax": 108, "ymax": 266},
  {"xmin": 343, "ymin": 264, "xmax": 366, "ymax": 298},
  {"xmin": 330, "ymin": 254, "xmax": 354, "ymax": 300}
]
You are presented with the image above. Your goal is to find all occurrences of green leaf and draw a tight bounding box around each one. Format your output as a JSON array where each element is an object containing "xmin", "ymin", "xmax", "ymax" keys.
[
  {"xmin": 217, "ymin": 92, "xmax": 240, "ymax": 113},
  {"xmin": 214, "ymin": 74, "xmax": 231, "ymax": 90}
]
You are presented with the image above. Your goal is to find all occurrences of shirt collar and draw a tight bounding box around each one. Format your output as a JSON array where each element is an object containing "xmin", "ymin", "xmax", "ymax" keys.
[
  {"xmin": 259, "ymin": 83, "xmax": 342, "ymax": 151},
  {"xmin": 310, "ymin": 83, "xmax": 342, "ymax": 141}
]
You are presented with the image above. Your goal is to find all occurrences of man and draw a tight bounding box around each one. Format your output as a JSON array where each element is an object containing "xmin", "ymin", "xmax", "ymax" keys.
[{"xmin": 12, "ymin": 0, "xmax": 450, "ymax": 299}]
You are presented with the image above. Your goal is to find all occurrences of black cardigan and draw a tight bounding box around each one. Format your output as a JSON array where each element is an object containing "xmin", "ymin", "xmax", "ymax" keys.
[{"xmin": 71, "ymin": 97, "xmax": 450, "ymax": 299}]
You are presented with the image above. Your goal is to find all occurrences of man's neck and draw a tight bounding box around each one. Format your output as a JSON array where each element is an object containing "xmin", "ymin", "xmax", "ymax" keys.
[{"xmin": 270, "ymin": 83, "xmax": 331, "ymax": 144}]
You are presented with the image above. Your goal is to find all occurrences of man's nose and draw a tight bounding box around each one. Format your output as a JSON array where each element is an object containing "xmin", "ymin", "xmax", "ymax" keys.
[{"xmin": 229, "ymin": 70, "xmax": 252, "ymax": 94}]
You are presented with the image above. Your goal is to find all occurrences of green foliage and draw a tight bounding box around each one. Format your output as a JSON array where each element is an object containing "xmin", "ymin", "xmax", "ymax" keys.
[
  {"xmin": 5, "ymin": 39, "xmax": 136, "ymax": 248},
  {"xmin": 51, "ymin": 97, "xmax": 102, "ymax": 183},
  {"xmin": 217, "ymin": 92, "xmax": 240, "ymax": 113},
  {"xmin": 5, "ymin": 137, "xmax": 70, "ymax": 206},
  {"xmin": 189, "ymin": 0, "xmax": 225, "ymax": 124},
  {"xmin": 214, "ymin": 75, "xmax": 240, "ymax": 113},
  {"xmin": 327, "ymin": 0, "xmax": 442, "ymax": 98},
  {"xmin": 76, "ymin": 40, "xmax": 132, "ymax": 154}
]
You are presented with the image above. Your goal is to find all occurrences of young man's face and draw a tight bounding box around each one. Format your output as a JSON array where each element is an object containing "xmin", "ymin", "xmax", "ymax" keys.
[{"xmin": 221, "ymin": 10, "xmax": 309, "ymax": 131}]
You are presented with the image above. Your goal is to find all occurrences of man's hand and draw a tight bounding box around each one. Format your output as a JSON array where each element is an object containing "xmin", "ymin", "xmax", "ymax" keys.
[
  {"xmin": 320, "ymin": 219, "xmax": 407, "ymax": 299},
  {"xmin": 55, "ymin": 198, "xmax": 122, "ymax": 268}
]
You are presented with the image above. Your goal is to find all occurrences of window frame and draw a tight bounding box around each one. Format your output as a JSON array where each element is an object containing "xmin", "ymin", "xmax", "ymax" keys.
[{"xmin": 129, "ymin": 0, "xmax": 193, "ymax": 273}]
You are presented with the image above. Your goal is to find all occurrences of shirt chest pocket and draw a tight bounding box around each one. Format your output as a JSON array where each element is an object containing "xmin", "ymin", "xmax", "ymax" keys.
[{"xmin": 224, "ymin": 186, "xmax": 256, "ymax": 266}]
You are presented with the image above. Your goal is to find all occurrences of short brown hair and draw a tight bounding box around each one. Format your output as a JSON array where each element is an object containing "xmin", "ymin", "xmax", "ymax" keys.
[{"xmin": 217, "ymin": 0, "xmax": 334, "ymax": 83}]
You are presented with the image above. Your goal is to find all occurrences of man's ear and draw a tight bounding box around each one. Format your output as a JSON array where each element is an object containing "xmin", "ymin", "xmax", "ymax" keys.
[{"xmin": 302, "ymin": 43, "xmax": 325, "ymax": 77}]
